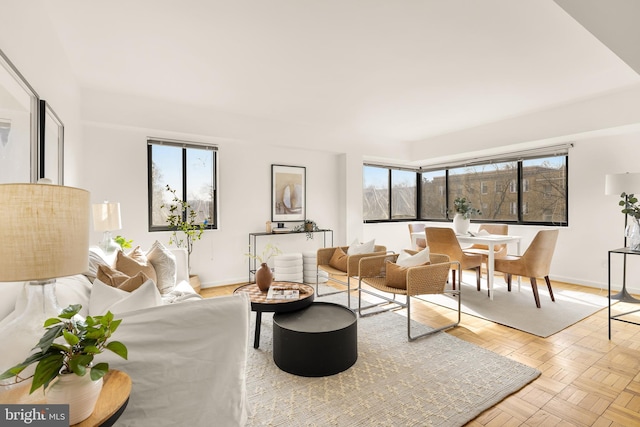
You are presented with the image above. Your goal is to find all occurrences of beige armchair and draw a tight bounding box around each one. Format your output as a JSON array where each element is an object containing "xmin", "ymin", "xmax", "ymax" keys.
[
  {"xmin": 494, "ymin": 229, "xmax": 559, "ymax": 308},
  {"xmin": 316, "ymin": 244, "xmax": 387, "ymax": 308},
  {"xmin": 356, "ymin": 252, "xmax": 461, "ymax": 341},
  {"xmin": 425, "ymin": 227, "xmax": 482, "ymax": 291}
]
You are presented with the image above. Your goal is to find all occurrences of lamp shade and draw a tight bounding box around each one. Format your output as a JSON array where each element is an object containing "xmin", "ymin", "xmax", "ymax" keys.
[
  {"xmin": 605, "ymin": 172, "xmax": 640, "ymax": 196},
  {"xmin": 0, "ymin": 183, "xmax": 90, "ymax": 281},
  {"xmin": 92, "ymin": 202, "xmax": 122, "ymax": 231}
]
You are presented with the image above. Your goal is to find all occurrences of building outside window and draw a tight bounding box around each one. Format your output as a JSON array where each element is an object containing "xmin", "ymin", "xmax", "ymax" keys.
[{"xmin": 148, "ymin": 139, "xmax": 217, "ymax": 231}]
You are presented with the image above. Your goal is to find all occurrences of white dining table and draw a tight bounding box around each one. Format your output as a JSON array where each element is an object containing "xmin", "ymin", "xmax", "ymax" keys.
[{"xmin": 411, "ymin": 231, "xmax": 521, "ymax": 300}]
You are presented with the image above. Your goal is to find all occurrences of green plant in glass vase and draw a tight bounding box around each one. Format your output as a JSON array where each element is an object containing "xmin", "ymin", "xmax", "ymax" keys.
[
  {"xmin": 161, "ymin": 185, "xmax": 208, "ymax": 271},
  {"xmin": 450, "ymin": 197, "xmax": 482, "ymax": 219},
  {"xmin": 620, "ymin": 192, "xmax": 640, "ymax": 250}
]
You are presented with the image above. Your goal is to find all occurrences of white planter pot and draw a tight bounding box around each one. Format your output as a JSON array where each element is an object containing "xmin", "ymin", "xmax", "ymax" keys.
[
  {"xmin": 46, "ymin": 372, "xmax": 103, "ymax": 424},
  {"xmin": 453, "ymin": 213, "xmax": 470, "ymax": 235}
]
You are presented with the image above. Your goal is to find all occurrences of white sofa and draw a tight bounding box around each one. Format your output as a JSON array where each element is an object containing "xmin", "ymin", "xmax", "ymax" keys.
[{"xmin": 0, "ymin": 246, "xmax": 250, "ymax": 427}]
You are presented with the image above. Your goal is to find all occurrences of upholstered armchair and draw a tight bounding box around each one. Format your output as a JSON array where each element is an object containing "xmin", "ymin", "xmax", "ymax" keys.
[
  {"xmin": 316, "ymin": 244, "xmax": 387, "ymax": 308},
  {"xmin": 494, "ymin": 229, "xmax": 559, "ymax": 308},
  {"xmin": 356, "ymin": 251, "xmax": 461, "ymax": 341}
]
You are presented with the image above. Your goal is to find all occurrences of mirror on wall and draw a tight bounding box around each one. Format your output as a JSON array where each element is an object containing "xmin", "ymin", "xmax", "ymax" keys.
[
  {"xmin": 0, "ymin": 49, "xmax": 39, "ymax": 183},
  {"xmin": 39, "ymin": 100, "xmax": 64, "ymax": 185}
]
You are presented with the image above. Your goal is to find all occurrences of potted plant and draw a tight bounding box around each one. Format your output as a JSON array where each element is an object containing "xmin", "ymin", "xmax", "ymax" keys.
[
  {"xmin": 0, "ymin": 304, "xmax": 128, "ymax": 424},
  {"xmin": 293, "ymin": 219, "xmax": 318, "ymax": 240},
  {"xmin": 245, "ymin": 243, "xmax": 282, "ymax": 291},
  {"xmin": 450, "ymin": 197, "xmax": 481, "ymax": 234},
  {"xmin": 161, "ymin": 185, "xmax": 208, "ymax": 289},
  {"xmin": 620, "ymin": 192, "xmax": 640, "ymax": 250},
  {"xmin": 114, "ymin": 235, "xmax": 133, "ymax": 251}
]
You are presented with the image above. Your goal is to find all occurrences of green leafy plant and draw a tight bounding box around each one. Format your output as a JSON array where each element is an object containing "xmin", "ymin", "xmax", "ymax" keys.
[
  {"xmin": 114, "ymin": 235, "xmax": 133, "ymax": 251},
  {"xmin": 620, "ymin": 192, "xmax": 640, "ymax": 219},
  {"xmin": 292, "ymin": 219, "xmax": 318, "ymax": 240},
  {"xmin": 161, "ymin": 185, "xmax": 208, "ymax": 269},
  {"xmin": 0, "ymin": 304, "xmax": 128, "ymax": 394},
  {"xmin": 245, "ymin": 242, "xmax": 282, "ymax": 264},
  {"xmin": 450, "ymin": 197, "xmax": 482, "ymax": 219}
]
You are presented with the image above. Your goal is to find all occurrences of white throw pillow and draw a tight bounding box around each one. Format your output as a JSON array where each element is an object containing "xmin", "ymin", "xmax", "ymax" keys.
[
  {"xmin": 146, "ymin": 240, "xmax": 177, "ymax": 294},
  {"xmin": 89, "ymin": 278, "xmax": 162, "ymax": 316},
  {"xmin": 84, "ymin": 247, "xmax": 111, "ymax": 283},
  {"xmin": 396, "ymin": 247, "xmax": 431, "ymax": 267},
  {"xmin": 347, "ymin": 238, "xmax": 376, "ymax": 255}
]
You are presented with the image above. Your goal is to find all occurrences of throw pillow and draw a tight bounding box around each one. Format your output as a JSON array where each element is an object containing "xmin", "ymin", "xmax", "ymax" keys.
[
  {"xmin": 329, "ymin": 247, "xmax": 348, "ymax": 272},
  {"xmin": 385, "ymin": 261, "xmax": 408, "ymax": 290},
  {"xmin": 97, "ymin": 265, "xmax": 150, "ymax": 292},
  {"xmin": 84, "ymin": 247, "xmax": 110, "ymax": 283},
  {"xmin": 396, "ymin": 247, "xmax": 431, "ymax": 268},
  {"xmin": 347, "ymin": 238, "xmax": 375, "ymax": 255},
  {"xmin": 115, "ymin": 246, "xmax": 158, "ymax": 285},
  {"xmin": 89, "ymin": 278, "xmax": 162, "ymax": 316},
  {"xmin": 146, "ymin": 241, "xmax": 177, "ymax": 294}
]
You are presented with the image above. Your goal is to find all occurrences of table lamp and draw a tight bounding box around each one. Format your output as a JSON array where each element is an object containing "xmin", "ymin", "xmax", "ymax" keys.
[
  {"xmin": 92, "ymin": 201, "xmax": 122, "ymax": 254},
  {"xmin": 0, "ymin": 183, "xmax": 90, "ymax": 382},
  {"xmin": 605, "ymin": 172, "xmax": 640, "ymax": 302}
]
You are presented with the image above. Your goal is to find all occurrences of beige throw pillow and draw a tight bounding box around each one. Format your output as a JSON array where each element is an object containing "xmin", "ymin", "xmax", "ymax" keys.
[
  {"xmin": 97, "ymin": 264, "xmax": 151, "ymax": 292},
  {"xmin": 385, "ymin": 262, "xmax": 408, "ymax": 290},
  {"xmin": 329, "ymin": 247, "xmax": 348, "ymax": 272},
  {"xmin": 116, "ymin": 246, "xmax": 158, "ymax": 285}
]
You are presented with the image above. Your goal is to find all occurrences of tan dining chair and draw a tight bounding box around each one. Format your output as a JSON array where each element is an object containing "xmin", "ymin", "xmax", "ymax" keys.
[
  {"xmin": 408, "ymin": 223, "xmax": 427, "ymax": 250},
  {"xmin": 464, "ymin": 224, "xmax": 509, "ymax": 270},
  {"xmin": 424, "ymin": 227, "xmax": 482, "ymax": 291},
  {"xmin": 494, "ymin": 229, "xmax": 559, "ymax": 308},
  {"xmin": 357, "ymin": 251, "xmax": 461, "ymax": 341}
]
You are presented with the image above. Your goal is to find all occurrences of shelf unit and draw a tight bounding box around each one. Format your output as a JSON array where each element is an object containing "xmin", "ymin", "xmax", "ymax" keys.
[
  {"xmin": 607, "ymin": 247, "xmax": 640, "ymax": 339},
  {"xmin": 248, "ymin": 229, "xmax": 333, "ymax": 283}
]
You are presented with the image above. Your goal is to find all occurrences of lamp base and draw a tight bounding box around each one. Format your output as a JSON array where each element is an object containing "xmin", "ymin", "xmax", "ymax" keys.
[
  {"xmin": 98, "ymin": 231, "xmax": 121, "ymax": 255},
  {"xmin": 610, "ymin": 287, "xmax": 640, "ymax": 303}
]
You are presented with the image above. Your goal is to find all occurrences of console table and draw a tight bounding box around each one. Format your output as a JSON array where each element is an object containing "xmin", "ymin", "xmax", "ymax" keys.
[
  {"xmin": 248, "ymin": 229, "xmax": 333, "ymax": 282},
  {"xmin": 608, "ymin": 247, "xmax": 640, "ymax": 339}
]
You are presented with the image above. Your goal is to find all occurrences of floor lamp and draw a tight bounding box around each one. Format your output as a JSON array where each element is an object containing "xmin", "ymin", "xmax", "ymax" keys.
[
  {"xmin": 605, "ymin": 172, "xmax": 640, "ymax": 303},
  {"xmin": 0, "ymin": 183, "xmax": 90, "ymax": 385}
]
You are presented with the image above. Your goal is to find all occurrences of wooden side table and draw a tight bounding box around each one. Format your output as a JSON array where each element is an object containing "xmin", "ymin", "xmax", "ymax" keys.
[{"xmin": 0, "ymin": 370, "xmax": 131, "ymax": 427}]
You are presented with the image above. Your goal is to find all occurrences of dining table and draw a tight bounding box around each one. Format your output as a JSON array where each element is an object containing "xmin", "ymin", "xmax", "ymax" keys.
[{"xmin": 411, "ymin": 230, "xmax": 521, "ymax": 300}]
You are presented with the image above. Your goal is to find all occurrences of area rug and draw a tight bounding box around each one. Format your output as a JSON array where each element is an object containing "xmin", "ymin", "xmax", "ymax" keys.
[
  {"xmin": 244, "ymin": 291, "xmax": 541, "ymax": 427},
  {"xmin": 419, "ymin": 273, "xmax": 609, "ymax": 337}
]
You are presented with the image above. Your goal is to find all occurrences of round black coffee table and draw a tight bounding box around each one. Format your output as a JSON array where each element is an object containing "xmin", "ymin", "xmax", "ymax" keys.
[
  {"xmin": 273, "ymin": 302, "xmax": 358, "ymax": 377},
  {"xmin": 234, "ymin": 282, "xmax": 314, "ymax": 348}
]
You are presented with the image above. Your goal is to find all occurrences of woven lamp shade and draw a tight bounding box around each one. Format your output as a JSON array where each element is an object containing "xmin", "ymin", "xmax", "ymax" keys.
[{"xmin": 0, "ymin": 183, "xmax": 90, "ymax": 282}]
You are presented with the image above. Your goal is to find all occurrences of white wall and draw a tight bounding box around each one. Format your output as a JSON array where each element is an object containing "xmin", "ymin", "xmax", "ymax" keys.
[{"xmin": 81, "ymin": 123, "xmax": 343, "ymax": 286}]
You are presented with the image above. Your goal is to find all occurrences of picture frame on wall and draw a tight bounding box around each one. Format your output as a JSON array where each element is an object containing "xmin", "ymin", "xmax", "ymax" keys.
[{"xmin": 272, "ymin": 164, "xmax": 306, "ymax": 222}]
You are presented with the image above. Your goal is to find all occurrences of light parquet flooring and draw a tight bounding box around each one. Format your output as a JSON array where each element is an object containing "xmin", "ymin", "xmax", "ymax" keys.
[{"xmin": 201, "ymin": 280, "xmax": 640, "ymax": 426}]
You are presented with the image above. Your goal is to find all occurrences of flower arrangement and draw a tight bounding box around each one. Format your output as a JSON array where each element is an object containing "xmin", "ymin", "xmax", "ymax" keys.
[
  {"xmin": 0, "ymin": 304, "xmax": 128, "ymax": 394},
  {"xmin": 161, "ymin": 185, "xmax": 208, "ymax": 269},
  {"xmin": 450, "ymin": 197, "xmax": 482, "ymax": 219},
  {"xmin": 620, "ymin": 192, "xmax": 640, "ymax": 219},
  {"xmin": 245, "ymin": 242, "xmax": 282, "ymax": 264}
]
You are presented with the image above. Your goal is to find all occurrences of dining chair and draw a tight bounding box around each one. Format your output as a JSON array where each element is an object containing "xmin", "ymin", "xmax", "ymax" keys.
[
  {"xmin": 407, "ymin": 223, "xmax": 426, "ymax": 250},
  {"xmin": 494, "ymin": 229, "xmax": 559, "ymax": 308},
  {"xmin": 424, "ymin": 227, "xmax": 482, "ymax": 291}
]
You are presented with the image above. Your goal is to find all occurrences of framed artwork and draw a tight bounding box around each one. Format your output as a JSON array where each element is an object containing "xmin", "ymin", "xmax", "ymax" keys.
[
  {"xmin": 272, "ymin": 164, "xmax": 306, "ymax": 222},
  {"xmin": 38, "ymin": 100, "xmax": 64, "ymax": 184}
]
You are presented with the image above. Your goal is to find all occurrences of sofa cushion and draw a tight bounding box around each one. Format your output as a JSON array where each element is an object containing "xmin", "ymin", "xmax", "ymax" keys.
[
  {"xmin": 146, "ymin": 240, "xmax": 177, "ymax": 294},
  {"xmin": 97, "ymin": 264, "xmax": 149, "ymax": 291},
  {"xmin": 396, "ymin": 247, "xmax": 431, "ymax": 267},
  {"xmin": 115, "ymin": 246, "xmax": 158, "ymax": 285},
  {"xmin": 89, "ymin": 278, "xmax": 162, "ymax": 316},
  {"xmin": 329, "ymin": 247, "xmax": 348, "ymax": 272},
  {"xmin": 347, "ymin": 238, "xmax": 375, "ymax": 255}
]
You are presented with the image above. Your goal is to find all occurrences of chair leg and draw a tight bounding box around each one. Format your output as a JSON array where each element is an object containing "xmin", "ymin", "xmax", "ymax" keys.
[
  {"xmin": 545, "ymin": 276, "xmax": 555, "ymax": 302},
  {"xmin": 476, "ymin": 266, "xmax": 481, "ymax": 291},
  {"xmin": 506, "ymin": 274, "xmax": 512, "ymax": 292},
  {"xmin": 530, "ymin": 277, "xmax": 541, "ymax": 308},
  {"xmin": 451, "ymin": 270, "xmax": 456, "ymax": 291}
]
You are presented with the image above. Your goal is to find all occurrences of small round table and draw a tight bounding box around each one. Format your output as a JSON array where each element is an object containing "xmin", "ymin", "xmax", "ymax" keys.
[
  {"xmin": 233, "ymin": 282, "xmax": 315, "ymax": 348},
  {"xmin": 273, "ymin": 302, "xmax": 358, "ymax": 377}
]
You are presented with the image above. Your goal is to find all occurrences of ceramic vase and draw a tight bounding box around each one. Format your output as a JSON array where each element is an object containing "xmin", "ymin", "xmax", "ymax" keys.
[
  {"xmin": 46, "ymin": 371, "xmax": 103, "ymax": 424},
  {"xmin": 255, "ymin": 263, "xmax": 273, "ymax": 291},
  {"xmin": 453, "ymin": 213, "xmax": 470, "ymax": 235}
]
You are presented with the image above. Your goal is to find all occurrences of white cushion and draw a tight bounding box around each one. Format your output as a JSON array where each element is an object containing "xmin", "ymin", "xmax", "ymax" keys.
[
  {"xmin": 347, "ymin": 238, "xmax": 376, "ymax": 255},
  {"xmin": 89, "ymin": 278, "xmax": 162, "ymax": 316},
  {"xmin": 146, "ymin": 240, "xmax": 178, "ymax": 294},
  {"xmin": 397, "ymin": 247, "xmax": 431, "ymax": 267}
]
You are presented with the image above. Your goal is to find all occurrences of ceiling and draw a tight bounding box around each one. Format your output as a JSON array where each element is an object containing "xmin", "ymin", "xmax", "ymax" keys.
[{"xmin": 44, "ymin": 0, "xmax": 640, "ymax": 161}]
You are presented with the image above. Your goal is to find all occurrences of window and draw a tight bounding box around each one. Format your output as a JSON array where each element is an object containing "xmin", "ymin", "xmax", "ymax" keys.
[
  {"xmin": 481, "ymin": 182, "xmax": 488, "ymax": 194},
  {"xmin": 363, "ymin": 165, "xmax": 418, "ymax": 221},
  {"xmin": 363, "ymin": 165, "xmax": 390, "ymax": 220},
  {"xmin": 509, "ymin": 180, "xmax": 517, "ymax": 193},
  {"xmin": 521, "ymin": 156, "xmax": 567, "ymax": 224},
  {"xmin": 420, "ymin": 170, "xmax": 446, "ymax": 220},
  {"xmin": 148, "ymin": 139, "xmax": 217, "ymax": 231},
  {"xmin": 523, "ymin": 178, "xmax": 530, "ymax": 192}
]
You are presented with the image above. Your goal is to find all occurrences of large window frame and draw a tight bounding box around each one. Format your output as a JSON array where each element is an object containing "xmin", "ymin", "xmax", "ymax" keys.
[
  {"xmin": 147, "ymin": 139, "xmax": 217, "ymax": 232},
  {"xmin": 363, "ymin": 147, "xmax": 569, "ymax": 227}
]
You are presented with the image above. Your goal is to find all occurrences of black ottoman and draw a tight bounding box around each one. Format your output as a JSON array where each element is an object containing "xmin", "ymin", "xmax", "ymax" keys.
[{"xmin": 273, "ymin": 302, "xmax": 357, "ymax": 377}]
